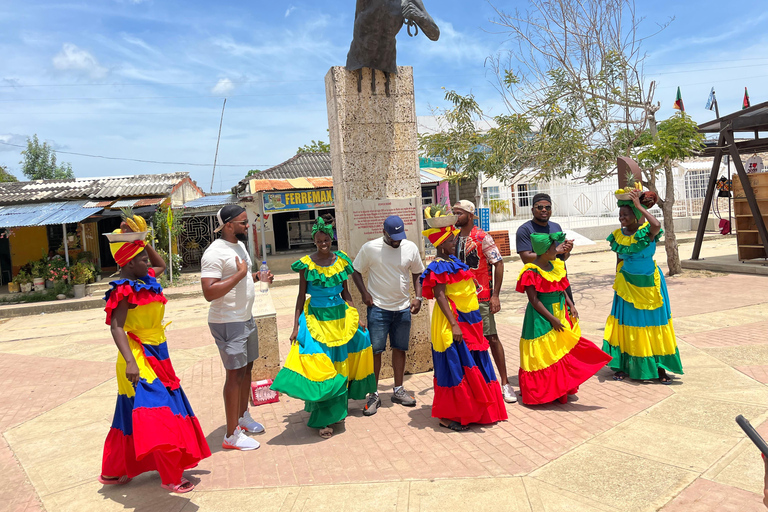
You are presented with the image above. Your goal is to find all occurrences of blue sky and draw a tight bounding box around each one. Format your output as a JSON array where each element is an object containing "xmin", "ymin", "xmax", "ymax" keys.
[{"xmin": 1, "ymin": 0, "xmax": 767, "ymax": 192}]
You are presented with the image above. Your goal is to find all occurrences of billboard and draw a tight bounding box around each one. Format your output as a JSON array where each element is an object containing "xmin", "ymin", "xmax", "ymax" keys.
[{"xmin": 263, "ymin": 189, "xmax": 334, "ymax": 213}]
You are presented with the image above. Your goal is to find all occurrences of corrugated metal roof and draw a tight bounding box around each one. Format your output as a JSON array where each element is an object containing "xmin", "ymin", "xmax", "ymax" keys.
[
  {"xmin": 249, "ymin": 177, "xmax": 334, "ymax": 193},
  {"xmin": 250, "ymin": 153, "xmax": 332, "ymax": 180},
  {"xmin": 420, "ymin": 167, "xmax": 450, "ymax": 184},
  {"xmin": 0, "ymin": 200, "xmax": 102, "ymax": 228},
  {"xmin": 0, "ymin": 173, "xmax": 195, "ymax": 205},
  {"xmin": 181, "ymin": 194, "xmax": 238, "ymax": 209}
]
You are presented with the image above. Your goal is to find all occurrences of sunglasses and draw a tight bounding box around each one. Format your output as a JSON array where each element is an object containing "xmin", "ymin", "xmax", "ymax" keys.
[
  {"xmin": 534, "ymin": 205, "xmax": 552, "ymax": 211},
  {"xmin": 230, "ymin": 220, "xmax": 249, "ymax": 226}
]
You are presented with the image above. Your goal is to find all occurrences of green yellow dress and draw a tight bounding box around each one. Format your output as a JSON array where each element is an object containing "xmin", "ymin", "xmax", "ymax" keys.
[
  {"xmin": 602, "ymin": 222, "xmax": 683, "ymax": 379},
  {"xmin": 271, "ymin": 251, "xmax": 376, "ymax": 428}
]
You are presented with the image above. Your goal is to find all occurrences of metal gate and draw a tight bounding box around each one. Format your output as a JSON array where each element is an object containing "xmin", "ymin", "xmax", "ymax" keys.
[{"xmin": 179, "ymin": 215, "xmax": 217, "ymax": 269}]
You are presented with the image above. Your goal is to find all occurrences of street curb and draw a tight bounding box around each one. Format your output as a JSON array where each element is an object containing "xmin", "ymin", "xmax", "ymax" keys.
[{"xmin": 0, "ymin": 232, "xmax": 724, "ymax": 318}]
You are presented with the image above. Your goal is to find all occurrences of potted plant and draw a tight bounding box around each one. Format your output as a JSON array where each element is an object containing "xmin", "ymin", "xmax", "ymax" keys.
[
  {"xmin": 48, "ymin": 258, "xmax": 69, "ymax": 285},
  {"xmin": 30, "ymin": 260, "xmax": 47, "ymax": 292},
  {"xmin": 14, "ymin": 270, "xmax": 33, "ymax": 293},
  {"xmin": 8, "ymin": 278, "xmax": 20, "ymax": 293},
  {"xmin": 70, "ymin": 262, "xmax": 94, "ymax": 299}
]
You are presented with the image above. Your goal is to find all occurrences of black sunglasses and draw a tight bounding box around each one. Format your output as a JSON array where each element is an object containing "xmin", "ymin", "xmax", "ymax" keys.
[{"xmin": 534, "ymin": 205, "xmax": 552, "ymax": 211}]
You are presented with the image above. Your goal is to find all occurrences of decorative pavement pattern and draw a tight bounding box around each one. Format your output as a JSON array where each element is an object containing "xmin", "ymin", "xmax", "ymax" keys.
[{"xmin": 2, "ymin": 238, "xmax": 768, "ymax": 511}]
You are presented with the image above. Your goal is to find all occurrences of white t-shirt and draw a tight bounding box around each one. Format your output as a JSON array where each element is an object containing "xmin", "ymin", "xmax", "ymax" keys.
[
  {"xmin": 353, "ymin": 237, "xmax": 425, "ymax": 311},
  {"xmin": 200, "ymin": 238, "xmax": 255, "ymax": 324}
]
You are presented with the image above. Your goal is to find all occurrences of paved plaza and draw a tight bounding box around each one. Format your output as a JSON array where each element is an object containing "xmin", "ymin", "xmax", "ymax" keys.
[{"xmin": 2, "ymin": 237, "xmax": 768, "ymax": 512}]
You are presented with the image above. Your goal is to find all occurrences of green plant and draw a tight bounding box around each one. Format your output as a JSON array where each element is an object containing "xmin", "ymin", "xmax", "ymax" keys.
[
  {"xmin": 12, "ymin": 270, "xmax": 32, "ymax": 285},
  {"xmin": 157, "ymin": 249, "xmax": 183, "ymax": 281},
  {"xmin": 47, "ymin": 258, "xmax": 69, "ymax": 282},
  {"xmin": 153, "ymin": 206, "xmax": 184, "ymax": 256},
  {"xmin": 70, "ymin": 261, "xmax": 94, "ymax": 285},
  {"xmin": 30, "ymin": 259, "xmax": 48, "ymax": 279},
  {"xmin": 488, "ymin": 199, "xmax": 511, "ymax": 216}
]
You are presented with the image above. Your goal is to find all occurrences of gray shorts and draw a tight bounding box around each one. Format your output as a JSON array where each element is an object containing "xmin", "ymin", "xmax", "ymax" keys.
[
  {"xmin": 477, "ymin": 301, "xmax": 497, "ymax": 337},
  {"xmin": 209, "ymin": 318, "xmax": 259, "ymax": 370}
]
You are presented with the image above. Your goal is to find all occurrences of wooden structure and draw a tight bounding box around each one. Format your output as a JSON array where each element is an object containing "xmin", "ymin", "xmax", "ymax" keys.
[{"xmin": 692, "ymin": 101, "xmax": 768, "ymax": 261}]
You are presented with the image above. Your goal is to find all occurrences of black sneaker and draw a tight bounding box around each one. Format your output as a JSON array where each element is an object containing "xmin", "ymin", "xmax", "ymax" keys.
[
  {"xmin": 391, "ymin": 387, "xmax": 417, "ymax": 407},
  {"xmin": 363, "ymin": 393, "xmax": 381, "ymax": 416}
]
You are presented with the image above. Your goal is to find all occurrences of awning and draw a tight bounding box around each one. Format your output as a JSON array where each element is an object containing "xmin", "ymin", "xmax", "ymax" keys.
[
  {"xmin": 420, "ymin": 167, "xmax": 451, "ymax": 184},
  {"xmin": 0, "ymin": 200, "xmax": 102, "ymax": 229}
]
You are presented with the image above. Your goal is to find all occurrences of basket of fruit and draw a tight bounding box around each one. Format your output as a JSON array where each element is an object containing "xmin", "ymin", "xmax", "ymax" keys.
[
  {"xmin": 424, "ymin": 204, "xmax": 457, "ymax": 228},
  {"xmin": 103, "ymin": 208, "xmax": 149, "ymax": 242},
  {"xmin": 615, "ymin": 172, "xmax": 642, "ymax": 200}
]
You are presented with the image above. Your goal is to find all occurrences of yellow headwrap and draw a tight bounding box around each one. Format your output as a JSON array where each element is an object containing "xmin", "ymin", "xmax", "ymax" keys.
[
  {"xmin": 109, "ymin": 229, "xmax": 147, "ymax": 267},
  {"xmin": 422, "ymin": 226, "xmax": 459, "ymax": 247}
]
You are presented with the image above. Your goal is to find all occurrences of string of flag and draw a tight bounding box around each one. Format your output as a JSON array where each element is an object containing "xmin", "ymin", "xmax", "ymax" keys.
[{"xmin": 673, "ymin": 86, "xmax": 753, "ymax": 113}]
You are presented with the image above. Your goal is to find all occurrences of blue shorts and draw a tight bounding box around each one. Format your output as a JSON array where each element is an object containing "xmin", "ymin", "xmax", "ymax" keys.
[{"xmin": 367, "ymin": 305, "xmax": 411, "ymax": 354}]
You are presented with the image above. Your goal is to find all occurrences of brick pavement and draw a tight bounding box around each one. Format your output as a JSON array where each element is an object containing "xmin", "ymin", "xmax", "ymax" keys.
[{"xmin": 3, "ymin": 239, "xmax": 768, "ymax": 511}]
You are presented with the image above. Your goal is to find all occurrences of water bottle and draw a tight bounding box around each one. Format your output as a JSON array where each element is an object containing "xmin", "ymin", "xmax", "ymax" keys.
[{"xmin": 259, "ymin": 261, "xmax": 269, "ymax": 293}]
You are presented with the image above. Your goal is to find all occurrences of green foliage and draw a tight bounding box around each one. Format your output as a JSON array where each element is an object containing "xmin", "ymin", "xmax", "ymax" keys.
[
  {"xmin": 0, "ymin": 165, "xmax": 17, "ymax": 182},
  {"xmin": 20, "ymin": 134, "xmax": 75, "ymax": 180},
  {"xmin": 638, "ymin": 113, "xmax": 705, "ymax": 171},
  {"xmin": 488, "ymin": 199, "xmax": 511, "ymax": 217},
  {"xmin": 297, "ymin": 140, "xmax": 330, "ymax": 154},
  {"xmin": 12, "ymin": 270, "xmax": 32, "ymax": 285},
  {"xmin": 246, "ymin": 169, "xmax": 261, "ymax": 177},
  {"xmin": 157, "ymin": 249, "xmax": 183, "ymax": 282},
  {"xmin": 70, "ymin": 261, "xmax": 94, "ymax": 284},
  {"xmin": 153, "ymin": 206, "xmax": 185, "ymax": 256}
]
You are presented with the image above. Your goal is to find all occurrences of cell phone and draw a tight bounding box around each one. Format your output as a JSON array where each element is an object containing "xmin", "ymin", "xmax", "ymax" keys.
[{"xmin": 735, "ymin": 415, "xmax": 768, "ymax": 457}]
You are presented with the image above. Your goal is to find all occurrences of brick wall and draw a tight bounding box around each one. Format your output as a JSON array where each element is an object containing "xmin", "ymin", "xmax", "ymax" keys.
[{"xmin": 488, "ymin": 230, "xmax": 511, "ymax": 257}]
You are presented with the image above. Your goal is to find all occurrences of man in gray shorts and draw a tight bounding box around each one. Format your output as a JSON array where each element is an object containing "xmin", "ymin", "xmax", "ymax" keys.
[{"xmin": 202, "ymin": 205, "xmax": 273, "ymax": 451}]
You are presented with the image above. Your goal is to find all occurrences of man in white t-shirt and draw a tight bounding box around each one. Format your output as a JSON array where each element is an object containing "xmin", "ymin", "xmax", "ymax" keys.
[
  {"xmin": 201, "ymin": 205, "xmax": 273, "ymax": 451},
  {"xmin": 352, "ymin": 215, "xmax": 425, "ymax": 416}
]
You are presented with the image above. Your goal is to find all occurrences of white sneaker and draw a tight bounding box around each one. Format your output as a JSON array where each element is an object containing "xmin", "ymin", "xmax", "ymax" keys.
[
  {"xmin": 502, "ymin": 383, "xmax": 518, "ymax": 403},
  {"xmin": 222, "ymin": 426, "xmax": 260, "ymax": 451},
  {"xmin": 238, "ymin": 411, "xmax": 265, "ymax": 433}
]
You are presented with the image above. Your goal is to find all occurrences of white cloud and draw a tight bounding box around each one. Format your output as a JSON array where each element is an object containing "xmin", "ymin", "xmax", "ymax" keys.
[
  {"xmin": 212, "ymin": 78, "xmax": 235, "ymax": 95},
  {"xmin": 52, "ymin": 43, "xmax": 108, "ymax": 79},
  {"xmin": 285, "ymin": 6, "xmax": 296, "ymax": 17}
]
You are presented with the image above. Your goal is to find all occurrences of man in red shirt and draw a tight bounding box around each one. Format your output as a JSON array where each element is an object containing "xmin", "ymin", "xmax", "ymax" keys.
[{"xmin": 452, "ymin": 200, "xmax": 516, "ymax": 403}]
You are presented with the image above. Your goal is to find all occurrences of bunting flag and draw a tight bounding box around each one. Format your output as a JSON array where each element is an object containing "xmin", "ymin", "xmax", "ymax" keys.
[
  {"xmin": 743, "ymin": 87, "xmax": 751, "ymax": 110},
  {"xmin": 705, "ymin": 87, "xmax": 716, "ymax": 111},
  {"xmin": 673, "ymin": 86, "xmax": 685, "ymax": 112}
]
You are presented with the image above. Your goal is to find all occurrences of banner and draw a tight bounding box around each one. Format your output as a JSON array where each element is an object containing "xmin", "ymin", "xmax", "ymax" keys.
[{"xmin": 263, "ymin": 189, "xmax": 334, "ymax": 213}]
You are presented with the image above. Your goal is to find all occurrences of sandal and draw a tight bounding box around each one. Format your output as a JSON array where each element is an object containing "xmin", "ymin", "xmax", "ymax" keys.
[
  {"xmin": 319, "ymin": 427, "xmax": 333, "ymax": 439},
  {"xmin": 612, "ymin": 372, "xmax": 627, "ymax": 381},
  {"xmin": 98, "ymin": 475, "xmax": 131, "ymax": 485},
  {"xmin": 439, "ymin": 420, "xmax": 469, "ymax": 432},
  {"xmin": 161, "ymin": 477, "xmax": 195, "ymax": 494},
  {"xmin": 658, "ymin": 369, "xmax": 672, "ymax": 385}
]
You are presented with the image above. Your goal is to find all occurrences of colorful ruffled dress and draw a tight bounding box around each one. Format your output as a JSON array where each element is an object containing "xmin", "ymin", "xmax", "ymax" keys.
[
  {"xmin": 516, "ymin": 260, "xmax": 612, "ymax": 405},
  {"xmin": 602, "ymin": 223, "xmax": 683, "ymax": 379},
  {"xmin": 271, "ymin": 251, "xmax": 376, "ymax": 428},
  {"xmin": 102, "ymin": 269, "xmax": 210, "ymax": 485},
  {"xmin": 420, "ymin": 256, "xmax": 507, "ymax": 425}
]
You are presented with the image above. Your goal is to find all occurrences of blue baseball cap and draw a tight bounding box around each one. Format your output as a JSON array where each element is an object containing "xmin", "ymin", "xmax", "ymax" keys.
[{"xmin": 383, "ymin": 215, "xmax": 407, "ymax": 240}]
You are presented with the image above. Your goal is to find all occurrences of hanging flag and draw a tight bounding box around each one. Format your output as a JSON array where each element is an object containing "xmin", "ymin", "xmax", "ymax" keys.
[
  {"xmin": 673, "ymin": 86, "xmax": 685, "ymax": 111},
  {"xmin": 743, "ymin": 87, "xmax": 751, "ymax": 109},
  {"xmin": 705, "ymin": 87, "xmax": 716, "ymax": 111}
]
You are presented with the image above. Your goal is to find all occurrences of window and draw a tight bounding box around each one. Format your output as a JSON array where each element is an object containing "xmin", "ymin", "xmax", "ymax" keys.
[
  {"xmin": 421, "ymin": 186, "xmax": 436, "ymax": 207},
  {"xmin": 684, "ymin": 170, "xmax": 708, "ymax": 199},
  {"xmin": 482, "ymin": 186, "xmax": 500, "ymax": 203},
  {"xmin": 517, "ymin": 183, "xmax": 539, "ymax": 207}
]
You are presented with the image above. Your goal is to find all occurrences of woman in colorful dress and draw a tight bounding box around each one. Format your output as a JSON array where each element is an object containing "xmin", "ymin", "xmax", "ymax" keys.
[
  {"xmin": 516, "ymin": 232, "xmax": 612, "ymax": 405},
  {"xmin": 602, "ymin": 189, "xmax": 683, "ymax": 384},
  {"xmin": 271, "ymin": 217, "xmax": 376, "ymax": 439},
  {"xmin": 100, "ymin": 226, "xmax": 210, "ymax": 493},
  {"xmin": 420, "ymin": 224, "xmax": 507, "ymax": 431}
]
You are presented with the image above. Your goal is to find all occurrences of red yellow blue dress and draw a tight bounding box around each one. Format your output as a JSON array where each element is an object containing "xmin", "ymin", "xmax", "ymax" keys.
[
  {"xmin": 420, "ymin": 256, "xmax": 507, "ymax": 425},
  {"xmin": 516, "ymin": 260, "xmax": 611, "ymax": 405},
  {"xmin": 602, "ymin": 223, "xmax": 683, "ymax": 379},
  {"xmin": 101, "ymin": 269, "xmax": 210, "ymax": 485},
  {"xmin": 271, "ymin": 251, "xmax": 376, "ymax": 428}
]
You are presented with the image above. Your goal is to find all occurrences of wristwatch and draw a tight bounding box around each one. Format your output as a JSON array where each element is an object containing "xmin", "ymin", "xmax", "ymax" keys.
[{"xmin": 416, "ymin": 296, "xmax": 425, "ymax": 302}]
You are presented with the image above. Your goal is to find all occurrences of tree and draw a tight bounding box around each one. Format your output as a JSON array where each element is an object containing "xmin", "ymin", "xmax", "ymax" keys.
[
  {"xmin": 420, "ymin": 0, "xmax": 700, "ymax": 275},
  {"xmin": 297, "ymin": 139, "xmax": 330, "ymax": 154},
  {"xmin": 246, "ymin": 169, "xmax": 261, "ymax": 177},
  {"xmin": 0, "ymin": 165, "xmax": 17, "ymax": 182},
  {"xmin": 20, "ymin": 134, "xmax": 75, "ymax": 180}
]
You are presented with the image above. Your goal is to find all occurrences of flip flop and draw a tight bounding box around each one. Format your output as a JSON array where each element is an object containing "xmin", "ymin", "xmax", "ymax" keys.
[
  {"xmin": 98, "ymin": 475, "xmax": 131, "ymax": 485},
  {"xmin": 161, "ymin": 478, "xmax": 195, "ymax": 494},
  {"xmin": 439, "ymin": 421, "xmax": 469, "ymax": 432},
  {"xmin": 319, "ymin": 427, "xmax": 333, "ymax": 439},
  {"xmin": 612, "ymin": 372, "xmax": 627, "ymax": 381}
]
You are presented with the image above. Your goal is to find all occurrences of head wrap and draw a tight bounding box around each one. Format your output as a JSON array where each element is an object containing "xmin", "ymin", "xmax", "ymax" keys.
[
  {"xmin": 422, "ymin": 226, "xmax": 459, "ymax": 247},
  {"xmin": 530, "ymin": 232, "xmax": 566, "ymax": 255},
  {"xmin": 532, "ymin": 193, "xmax": 552, "ymax": 206},
  {"xmin": 311, "ymin": 217, "xmax": 334, "ymax": 239},
  {"xmin": 617, "ymin": 200, "xmax": 643, "ymax": 220},
  {"xmin": 109, "ymin": 230, "xmax": 147, "ymax": 267}
]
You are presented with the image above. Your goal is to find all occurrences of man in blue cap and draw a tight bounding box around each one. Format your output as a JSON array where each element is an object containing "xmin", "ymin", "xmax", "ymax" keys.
[{"xmin": 352, "ymin": 215, "xmax": 425, "ymax": 415}]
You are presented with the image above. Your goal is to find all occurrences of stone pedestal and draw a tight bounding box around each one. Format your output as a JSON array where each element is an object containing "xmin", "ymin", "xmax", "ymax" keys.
[
  {"xmin": 250, "ymin": 289, "xmax": 280, "ymax": 381},
  {"xmin": 325, "ymin": 66, "xmax": 432, "ymax": 377}
]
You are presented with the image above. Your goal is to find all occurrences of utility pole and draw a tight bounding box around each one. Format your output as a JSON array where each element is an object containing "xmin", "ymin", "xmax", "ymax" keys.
[{"xmin": 210, "ymin": 98, "xmax": 227, "ymax": 193}]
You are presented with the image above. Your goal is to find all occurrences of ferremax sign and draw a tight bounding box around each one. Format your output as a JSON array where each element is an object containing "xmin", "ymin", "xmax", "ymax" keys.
[{"xmin": 263, "ymin": 189, "xmax": 334, "ymax": 213}]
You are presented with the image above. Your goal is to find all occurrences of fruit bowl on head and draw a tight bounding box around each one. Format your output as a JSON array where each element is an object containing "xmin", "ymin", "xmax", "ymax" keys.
[
  {"xmin": 425, "ymin": 215, "xmax": 458, "ymax": 228},
  {"xmin": 614, "ymin": 192, "xmax": 633, "ymax": 201},
  {"xmin": 104, "ymin": 231, "xmax": 148, "ymax": 243}
]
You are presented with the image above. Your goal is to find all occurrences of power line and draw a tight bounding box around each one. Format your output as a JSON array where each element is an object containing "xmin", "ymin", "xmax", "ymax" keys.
[{"xmin": 0, "ymin": 141, "xmax": 274, "ymax": 168}]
